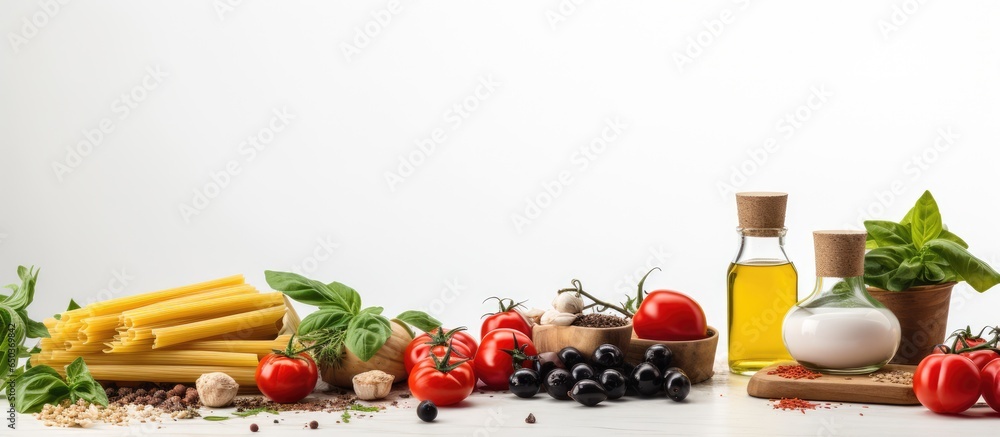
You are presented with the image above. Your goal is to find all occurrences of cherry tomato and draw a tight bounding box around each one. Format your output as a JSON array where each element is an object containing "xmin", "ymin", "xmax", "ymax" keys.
[
  {"xmin": 481, "ymin": 297, "xmax": 532, "ymax": 341},
  {"xmin": 981, "ymin": 358, "xmax": 1000, "ymax": 413},
  {"xmin": 474, "ymin": 328, "xmax": 536, "ymax": 390},
  {"xmin": 913, "ymin": 354, "xmax": 981, "ymax": 414},
  {"xmin": 255, "ymin": 344, "xmax": 319, "ymax": 403},
  {"xmin": 404, "ymin": 327, "xmax": 478, "ymax": 372},
  {"xmin": 409, "ymin": 349, "xmax": 477, "ymax": 406},
  {"xmin": 633, "ymin": 290, "xmax": 707, "ymax": 341},
  {"xmin": 934, "ymin": 341, "xmax": 1000, "ymax": 370},
  {"xmin": 962, "ymin": 350, "xmax": 1000, "ymax": 370}
]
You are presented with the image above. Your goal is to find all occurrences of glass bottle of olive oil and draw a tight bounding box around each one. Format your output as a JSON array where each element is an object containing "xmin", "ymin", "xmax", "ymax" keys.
[{"xmin": 727, "ymin": 192, "xmax": 798, "ymax": 375}]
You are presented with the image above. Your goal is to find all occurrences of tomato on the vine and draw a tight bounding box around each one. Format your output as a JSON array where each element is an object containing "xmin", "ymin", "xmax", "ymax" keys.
[
  {"xmin": 409, "ymin": 346, "xmax": 476, "ymax": 406},
  {"xmin": 255, "ymin": 336, "xmax": 319, "ymax": 404},
  {"xmin": 625, "ymin": 269, "xmax": 707, "ymax": 341},
  {"xmin": 932, "ymin": 326, "xmax": 1000, "ymax": 370},
  {"xmin": 913, "ymin": 354, "xmax": 981, "ymax": 414},
  {"xmin": 633, "ymin": 290, "xmax": 707, "ymax": 341},
  {"xmin": 481, "ymin": 297, "xmax": 532, "ymax": 341},
  {"xmin": 981, "ymin": 358, "xmax": 1000, "ymax": 413},
  {"xmin": 404, "ymin": 327, "xmax": 478, "ymax": 372},
  {"xmin": 474, "ymin": 328, "xmax": 536, "ymax": 390}
]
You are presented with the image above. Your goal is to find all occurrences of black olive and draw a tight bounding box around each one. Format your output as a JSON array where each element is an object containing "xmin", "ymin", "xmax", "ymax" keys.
[
  {"xmin": 619, "ymin": 361, "xmax": 636, "ymax": 377},
  {"xmin": 591, "ymin": 344, "xmax": 624, "ymax": 370},
  {"xmin": 663, "ymin": 367, "xmax": 691, "ymax": 402},
  {"xmin": 544, "ymin": 368, "xmax": 576, "ymax": 400},
  {"xmin": 558, "ymin": 347, "xmax": 586, "ymax": 369},
  {"xmin": 598, "ymin": 369, "xmax": 627, "ymax": 400},
  {"xmin": 643, "ymin": 344, "xmax": 674, "ymax": 373},
  {"xmin": 533, "ymin": 352, "xmax": 564, "ymax": 381},
  {"xmin": 630, "ymin": 362, "xmax": 663, "ymax": 397},
  {"xmin": 417, "ymin": 400, "xmax": 437, "ymax": 422},
  {"xmin": 570, "ymin": 363, "xmax": 596, "ymax": 381},
  {"xmin": 509, "ymin": 368, "xmax": 541, "ymax": 398},
  {"xmin": 568, "ymin": 380, "xmax": 607, "ymax": 407}
]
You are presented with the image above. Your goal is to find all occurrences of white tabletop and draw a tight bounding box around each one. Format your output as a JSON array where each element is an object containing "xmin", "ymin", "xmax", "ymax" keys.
[{"xmin": 4, "ymin": 363, "xmax": 997, "ymax": 436}]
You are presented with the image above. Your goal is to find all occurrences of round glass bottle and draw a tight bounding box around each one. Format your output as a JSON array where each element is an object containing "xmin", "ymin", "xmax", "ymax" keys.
[{"xmin": 782, "ymin": 231, "xmax": 901, "ymax": 374}]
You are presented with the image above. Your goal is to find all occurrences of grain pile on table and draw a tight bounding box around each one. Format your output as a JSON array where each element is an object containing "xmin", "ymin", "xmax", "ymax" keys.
[{"xmin": 30, "ymin": 274, "xmax": 299, "ymax": 388}]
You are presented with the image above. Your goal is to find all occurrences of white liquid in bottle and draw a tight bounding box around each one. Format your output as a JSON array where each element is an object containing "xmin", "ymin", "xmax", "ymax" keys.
[{"xmin": 783, "ymin": 307, "xmax": 900, "ymax": 371}]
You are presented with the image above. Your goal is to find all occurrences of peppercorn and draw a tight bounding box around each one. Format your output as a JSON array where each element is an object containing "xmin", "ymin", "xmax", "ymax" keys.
[
  {"xmin": 309, "ymin": 420, "xmax": 318, "ymax": 429},
  {"xmin": 250, "ymin": 423, "xmax": 259, "ymax": 432}
]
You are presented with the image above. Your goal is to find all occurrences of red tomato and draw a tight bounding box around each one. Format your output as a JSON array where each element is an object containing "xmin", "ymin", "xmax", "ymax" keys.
[
  {"xmin": 255, "ymin": 351, "xmax": 319, "ymax": 403},
  {"xmin": 632, "ymin": 290, "xmax": 707, "ymax": 341},
  {"xmin": 481, "ymin": 298, "xmax": 532, "ymax": 341},
  {"xmin": 474, "ymin": 328, "xmax": 536, "ymax": 390},
  {"xmin": 913, "ymin": 354, "xmax": 981, "ymax": 414},
  {"xmin": 962, "ymin": 350, "xmax": 1000, "ymax": 370},
  {"xmin": 409, "ymin": 352, "xmax": 477, "ymax": 406},
  {"xmin": 982, "ymin": 358, "xmax": 1000, "ymax": 413},
  {"xmin": 404, "ymin": 327, "xmax": 478, "ymax": 372}
]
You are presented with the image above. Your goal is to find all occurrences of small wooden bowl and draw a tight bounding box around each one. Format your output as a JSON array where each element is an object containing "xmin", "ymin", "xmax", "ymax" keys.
[
  {"xmin": 626, "ymin": 326, "xmax": 719, "ymax": 384},
  {"xmin": 532, "ymin": 323, "xmax": 633, "ymax": 358}
]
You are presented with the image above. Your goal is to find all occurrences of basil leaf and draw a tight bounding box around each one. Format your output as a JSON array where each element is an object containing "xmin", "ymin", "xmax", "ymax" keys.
[
  {"xmin": 910, "ymin": 191, "xmax": 943, "ymax": 249},
  {"xmin": 0, "ymin": 304, "xmax": 26, "ymax": 349},
  {"xmin": 344, "ymin": 312, "xmax": 392, "ymax": 362},
  {"xmin": 265, "ymin": 271, "xmax": 341, "ymax": 309},
  {"xmin": 55, "ymin": 299, "xmax": 82, "ymax": 321},
  {"xmin": 203, "ymin": 416, "xmax": 231, "ymax": 421},
  {"xmin": 70, "ymin": 378, "xmax": 109, "ymax": 406},
  {"xmin": 864, "ymin": 220, "xmax": 912, "ymax": 248},
  {"xmin": 66, "ymin": 356, "xmax": 88, "ymax": 384},
  {"xmin": 360, "ymin": 306, "xmax": 383, "ymax": 316},
  {"xmin": 0, "ymin": 325, "xmax": 12, "ymax": 383},
  {"xmin": 15, "ymin": 365, "xmax": 70, "ymax": 413},
  {"xmin": 395, "ymin": 310, "xmax": 442, "ymax": 333},
  {"xmin": 18, "ymin": 309, "xmax": 49, "ymax": 338},
  {"xmin": 926, "ymin": 239, "xmax": 1000, "ymax": 292},
  {"xmin": 298, "ymin": 308, "xmax": 352, "ymax": 336},
  {"xmin": 900, "ymin": 205, "xmax": 914, "ymax": 226},
  {"xmin": 923, "ymin": 262, "xmax": 947, "ymax": 283},
  {"xmin": 938, "ymin": 229, "xmax": 969, "ymax": 249},
  {"xmin": 327, "ymin": 282, "xmax": 362, "ymax": 315},
  {"xmin": 887, "ymin": 256, "xmax": 923, "ymax": 291},
  {"xmin": 2, "ymin": 266, "xmax": 38, "ymax": 311}
]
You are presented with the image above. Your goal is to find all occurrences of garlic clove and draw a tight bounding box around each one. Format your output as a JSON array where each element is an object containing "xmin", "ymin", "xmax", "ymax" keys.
[
  {"xmin": 521, "ymin": 307, "xmax": 546, "ymax": 326},
  {"xmin": 541, "ymin": 309, "xmax": 578, "ymax": 326}
]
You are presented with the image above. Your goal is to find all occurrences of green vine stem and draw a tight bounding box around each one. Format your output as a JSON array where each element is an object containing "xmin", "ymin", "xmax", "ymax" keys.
[
  {"xmin": 557, "ymin": 279, "xmax": 632, "ymax": 318},
  {"xmin": 935, "ymin": 325, "xmax": 1000, "ymax": 355}
]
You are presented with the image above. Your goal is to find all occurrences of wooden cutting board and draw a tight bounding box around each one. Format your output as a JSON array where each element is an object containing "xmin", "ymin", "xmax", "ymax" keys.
[{"xmin": 747, "ymin": 363, "xmax": 919, "ymax": 405}]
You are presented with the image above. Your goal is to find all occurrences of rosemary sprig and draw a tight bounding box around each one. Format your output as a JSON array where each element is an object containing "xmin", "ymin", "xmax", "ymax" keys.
[{"xmin": 300, "ymin": 328, "xmax": 348, "ymax": 367}]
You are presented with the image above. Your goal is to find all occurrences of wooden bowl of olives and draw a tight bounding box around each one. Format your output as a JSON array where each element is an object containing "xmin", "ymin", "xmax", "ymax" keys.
[
  {"xmin": 532, "ymin": 322, "xmax": 633, "ymax": 358},
  {"xmin": 625, "ymin": 326, "xmax": 719, "ymax": 384}
]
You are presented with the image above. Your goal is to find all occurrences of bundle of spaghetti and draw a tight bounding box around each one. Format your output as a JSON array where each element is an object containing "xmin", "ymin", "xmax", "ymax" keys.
[
  {"xmin": 33, "ymin": 350, "xmax": 260, "ymax": 367},
  {"xmin": 31, "ymin": 274, "xmax": 298, "ymax": 389}
]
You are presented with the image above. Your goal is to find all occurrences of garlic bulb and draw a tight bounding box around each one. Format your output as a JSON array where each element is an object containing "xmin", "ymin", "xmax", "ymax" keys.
[
  {"xmin": 552, "ymin": 292, "xmax": 585, "ymax": 314},
  {"xmin": 541, "ymin": 309, "xmax": 578, "ymax": 326}
]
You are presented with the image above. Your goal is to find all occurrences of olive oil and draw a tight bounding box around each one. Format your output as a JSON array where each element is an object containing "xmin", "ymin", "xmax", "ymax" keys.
[
  {"xmin": 727, "ymin": 260, "xmax": 797, "ymax": 375},
  {"xmin": 728, "ymin": 192, "xmax": 797, "ymax": 376}
]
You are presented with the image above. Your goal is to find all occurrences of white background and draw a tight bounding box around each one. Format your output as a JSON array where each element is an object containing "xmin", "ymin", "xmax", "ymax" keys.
[{"xmin": 2, "ymin": 0, "xmax": 999, "ymax": 346}]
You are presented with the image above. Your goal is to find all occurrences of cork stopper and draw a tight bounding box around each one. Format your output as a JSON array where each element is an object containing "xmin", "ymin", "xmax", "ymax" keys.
[
  {"xmin": 736, "ymin": 192, "xmax": 788, "ymax": 237},
  {"xmin": 813, "ymin": 231, "xmax": 867, "ymax": 277}
]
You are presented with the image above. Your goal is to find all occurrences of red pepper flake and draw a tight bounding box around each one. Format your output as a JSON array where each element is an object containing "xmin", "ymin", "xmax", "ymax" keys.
[
  {"xmin": 773, "ymin": 398, "xmax": 820, "ymax": 413},
  {"xmin": 767, "ymin": 365, "xmax": 822, "ymax": 380}
]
